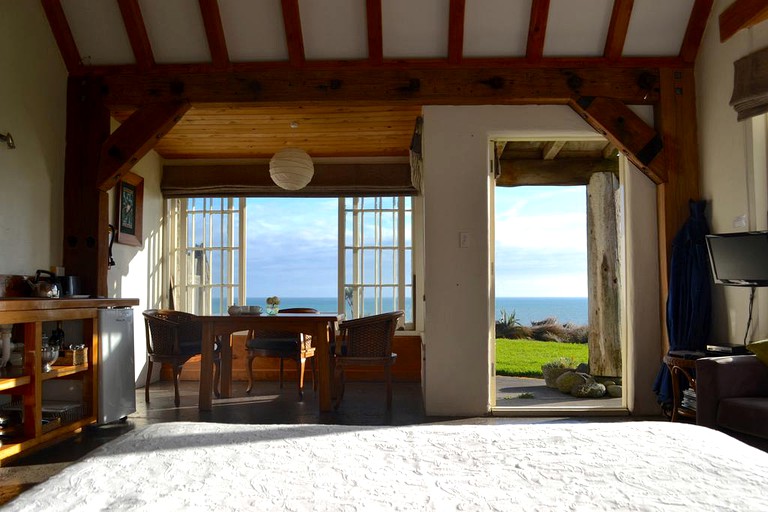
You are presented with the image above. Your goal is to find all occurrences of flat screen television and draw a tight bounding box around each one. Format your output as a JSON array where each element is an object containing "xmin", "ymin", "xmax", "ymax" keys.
[{"xmin": 705, "ymin": 231, "xmax": 768, "ymax": 286}]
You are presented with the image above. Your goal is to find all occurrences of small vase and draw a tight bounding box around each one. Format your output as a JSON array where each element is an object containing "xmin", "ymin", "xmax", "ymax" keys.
[{"xmin": 266, "ymin": 304, "xmax": 279, "ymax": 315}]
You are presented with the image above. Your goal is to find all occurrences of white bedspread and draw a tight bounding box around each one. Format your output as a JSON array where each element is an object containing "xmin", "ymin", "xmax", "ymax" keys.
[{"xmin": 6, "ymin": 420, "xmax": 767, "ymax": 511}]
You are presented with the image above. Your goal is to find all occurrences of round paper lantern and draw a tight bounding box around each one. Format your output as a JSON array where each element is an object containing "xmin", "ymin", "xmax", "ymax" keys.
[{"xmin": 269, "ymin": 148, "xmax": 314, "ymax": 190}]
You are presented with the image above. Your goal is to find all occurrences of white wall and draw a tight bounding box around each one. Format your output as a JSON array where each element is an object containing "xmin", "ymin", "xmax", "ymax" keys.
[
  {"xmin": 107, "ymin": 137, "xmax": 164, "ymax": 386},
  {"xmin": 697, "ymin": 1, "xmax": 768, "ymax": 344},
  {"xmin": 422, "ymin": 105, "xmax": 661, "ymax": 416},
  {"xmin": 0, "ymin": 3, "xmax": 162, "ymax": 387},
  {"xmin": 0, "ymin": 1, "xmax": 67, "ymax": 273}
]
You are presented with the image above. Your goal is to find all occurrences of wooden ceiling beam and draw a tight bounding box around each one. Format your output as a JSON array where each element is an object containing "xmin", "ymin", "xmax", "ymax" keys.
[
  {"xmin": 97, "ymin": 101, "xmax": 190, "ymax": 191},
  {"xmin": 41, "ymin": 0, "xmax": 82, "ymax": 74},
  {"xmin": 568, "ymin": 96, "xmax": 666, "ymax": 184},
  {"xmin": 98, "ymin": 67, "xmax": 660, "ymax": 108},
  {"xmin": 719, "ymin": 0, "xmax": 768, "ymax": 42},
  {"xmin": 601, "ymin": 142, "xmax": 618, "ymax": 159},
  {"xmin": 366, "ymin": 0, "xmax": 383, "ymax": 64},
  {"xmin": 680, "ymin": 0, "xmax": 715, "ymax": 62},
  {"xmin": 541, "ymin": 140, "xmax": 565, "ymax": 160},
  {"xmin": 497, "ymin": 158, "xmax": 619, "ymax": 187},
  {"xmin": 604, "ymin": 0, "xmax": 634, "ymax": 60},
  {"xmin": 448, "ymin": 0, "xmax": 466, "ymax": 65},
  {"xmin": 117, "ymin": 0, "xmax": 155, "ymax": 71},
  {"xmin": 527, "ymin": 0, "xmax": 550, "ymax": 61},
  {"xmin": 281, "ymin": 0, "xmax": 305, "ymax": 66},
  {"xmin": 198, "ymin": 0, "xmax": 230, "ymax": 69}
]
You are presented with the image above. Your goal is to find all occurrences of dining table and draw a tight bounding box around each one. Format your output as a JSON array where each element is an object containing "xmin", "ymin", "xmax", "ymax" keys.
[{"xmin": 196, "ymin": 312, "xmax": 342, "ymax": 412}]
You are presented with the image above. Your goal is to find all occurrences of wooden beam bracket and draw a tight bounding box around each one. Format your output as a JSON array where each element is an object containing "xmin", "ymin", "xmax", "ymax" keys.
[
  {"xmin": 569, "ymin": 96, "xmax": 667, "ymax": 184},
  {"xmin": 96, "ymin": 100, "xmax": 190, "ymax": 191}
]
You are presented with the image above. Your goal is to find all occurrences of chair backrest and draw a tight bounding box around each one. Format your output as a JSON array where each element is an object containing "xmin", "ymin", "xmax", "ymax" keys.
[
  {"xmin": 247, "ymin": 308, "xmax": 319, "ymax": 340},
  {"xmin": 143, "ymin": 309, "xmax": 201, "ymax": 356},
  {"xmin": 337, "ymin": 311, "xmax": 403, "ymax": 357}
]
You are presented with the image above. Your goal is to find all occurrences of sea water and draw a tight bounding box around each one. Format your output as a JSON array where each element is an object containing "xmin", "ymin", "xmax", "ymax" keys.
[{"xmin": 217, "ymin": 296, "xmax": 588, "ymax": 326}]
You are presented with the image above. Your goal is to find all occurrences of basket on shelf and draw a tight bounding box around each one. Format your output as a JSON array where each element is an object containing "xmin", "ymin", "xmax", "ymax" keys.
[{"xmin": 53, "ymin": 347, "xmax": 87, "ymax": 366}]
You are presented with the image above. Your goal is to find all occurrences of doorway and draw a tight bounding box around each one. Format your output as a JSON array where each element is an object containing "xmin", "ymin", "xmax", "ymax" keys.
[{"xmin": 491, "ymin": 139, "xmax": 626, "ymax": 413}]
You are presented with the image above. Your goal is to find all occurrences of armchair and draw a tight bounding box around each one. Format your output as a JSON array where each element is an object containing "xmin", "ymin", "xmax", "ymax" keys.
[
  {"xmin": 332, "ymin": 311, "xmax": 404, "ymax": 411},
  {"xmin": 696, "ymin": 355, "xmax": 768, "ymax": 449},
  {"xmin": 143, "ymin": 309, "xmax": 221, "ymax": 407}
]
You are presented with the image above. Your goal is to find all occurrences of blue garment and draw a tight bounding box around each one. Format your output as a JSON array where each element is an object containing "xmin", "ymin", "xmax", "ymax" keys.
[{"xmin": 652, "ymin": 200, "xmax": 711, "ymax": 405}]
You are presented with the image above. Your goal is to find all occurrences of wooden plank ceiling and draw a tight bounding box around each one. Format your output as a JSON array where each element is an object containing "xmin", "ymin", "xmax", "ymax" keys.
[{"xmin": 42, "ymin": 0, "xmax": 715, "ymax": 161}]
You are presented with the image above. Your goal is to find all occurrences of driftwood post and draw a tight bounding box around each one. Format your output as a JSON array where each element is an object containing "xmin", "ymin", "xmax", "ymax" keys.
[{"xmin": 587, "ymin": 172, "xmax": 622, "ymax": 377}]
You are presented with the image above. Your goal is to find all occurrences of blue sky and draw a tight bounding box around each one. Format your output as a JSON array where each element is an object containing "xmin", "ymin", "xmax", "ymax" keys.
[
  {"xmin": 243, "ymin": 186, "xmax": 588, "ymax": 298},
  {"xmin": 494, "ymin": 186, "xmax": 587, "ymax": 297}
]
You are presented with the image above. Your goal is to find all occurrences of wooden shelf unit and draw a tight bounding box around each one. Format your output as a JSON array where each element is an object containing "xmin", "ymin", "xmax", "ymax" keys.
[{"xmin": 0, "ymin": 298, "xmax": 137, "ymax": 465}]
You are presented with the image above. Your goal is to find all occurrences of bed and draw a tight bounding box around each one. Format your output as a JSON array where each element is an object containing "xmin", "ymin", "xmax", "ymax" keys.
[{"xmin": 6, "ymin": 420, "xmax": 767, "ymax": 511}]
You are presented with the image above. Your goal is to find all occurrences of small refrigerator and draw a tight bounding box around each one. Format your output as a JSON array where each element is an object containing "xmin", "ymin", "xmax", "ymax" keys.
[{"xmin": 98, "ymin": 307, "xmax": 136, "ymax": 424}]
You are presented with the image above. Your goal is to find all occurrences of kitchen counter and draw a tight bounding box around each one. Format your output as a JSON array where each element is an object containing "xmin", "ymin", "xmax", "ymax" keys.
[{"xmin": 0, "ymin": 297, "xmax": 138, "ymax": 312}]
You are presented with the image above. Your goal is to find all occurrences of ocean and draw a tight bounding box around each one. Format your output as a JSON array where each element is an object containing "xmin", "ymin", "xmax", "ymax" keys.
[
  {"xmin": 494, "ymin": 297, "xmax": 588, "ymax": 326},
  {"xmin": 220, "ymin": 296, "xmax": 588, "ymax": 326}
]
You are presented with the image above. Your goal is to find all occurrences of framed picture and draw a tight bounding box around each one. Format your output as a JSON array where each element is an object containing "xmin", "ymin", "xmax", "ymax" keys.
[{"xmin": 115, "ymin": 172, "xmax": 144, "ymax": 246}]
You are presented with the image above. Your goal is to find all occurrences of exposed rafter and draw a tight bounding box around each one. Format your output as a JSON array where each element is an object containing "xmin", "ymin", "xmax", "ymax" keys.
[
  {"xmin": 366, "ymin": 0, "xmax": 383, "ymax": 64},
  {"xmin": 41, "ymin": 0, "xmax": 81, "ymax": 73},
  {"xmin": 198, "ymin": 0, "xmax": 229, "ymax": 69},
  {"xmin": 281, "ymin": 0, "xmax": 305, "ymax": 66},
  {"xmin": 719, "ymin": 0, "xmax": 768, "ymax": 42},
  {"xmin": 497, "ymin": 158, "xmax": 619, "ymax": 187},
  {"xmin": 604, "ymin": 0, "xmax": 634, "ymax": 60},
  {"xmin": 541, "ymin": 140, "xmax": 565, "ymax": 160},
  {"xmin": 527, "ymin": 0, "xmax": 550, "ymax": 61},
  {"xmin": 680, "ymin": 0, "xmax": 715, "ymax": 62},
  {"xmin": 117, "ymin": 0, "xmax": 154, "ymax": 71},
  {"xmin": 448, "ymin": 0, "xmax": 466, "ymax": 65}
]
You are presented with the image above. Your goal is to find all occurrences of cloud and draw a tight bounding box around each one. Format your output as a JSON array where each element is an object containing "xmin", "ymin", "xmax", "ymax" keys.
[{"xmin": 495, "ymin": 186, "xmax": 588, "ymax": 297}]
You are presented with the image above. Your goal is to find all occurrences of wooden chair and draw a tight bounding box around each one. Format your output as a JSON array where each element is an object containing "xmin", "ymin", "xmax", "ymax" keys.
[
  {"xmin": 244, "ymin": 307, "xmax": 318, "ymax": 399},
  {"xmin": 332, "ymin": 311, "xmax": 404, "ymax": 411},
  {"xmin": 143, "ymin": 309, "xmax": 221, "ymax": 407}
]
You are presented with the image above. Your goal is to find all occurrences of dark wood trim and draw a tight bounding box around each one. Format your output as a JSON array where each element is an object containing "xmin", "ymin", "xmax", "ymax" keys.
[
  {"xmin": 568, "ymin": 96, "xmax": 666, "ymax": 184},
  {"xmin": 680, "ymin": 0, "xmax": 715, "ymax": 63},
  {"xmin": 280, "ymin": 0, "xmax": 305, "ymax": 66},
  {"xmin": 198, "ymin": 0, "xmax": 230, "ymax": 69},
  {"xmin": 719, "ymin": 0, "xmax": 768, "ymax": 42},
  {"xmin": 655, "ymin": 67, "xmax": 702, "ymax": 351},
  {"xmin": 98, "ymin": 67, "xmax": 661, "ymax": 108},
  {"xmin": 161, "ymin": 163, "xmax": 415, "ymax": 197},
  {"xmin": 97, "ymin": 101, "xmax": 190, "ymax": 191},
  {"xmin": 366, "ymin": 0, "xmax": 383, "ymax": 64},
  {"xmin": 496, "ymin": 158, "xmax": 619, "ymax": 186},
  {"xmin": 527, "ymin": 0, "xmax": 550, "ymax": 61},
  {"xmin": 63, "ymin": 77, "xmax": 111, "ymax": 298},
  {"xmin": 41, "ymin": 0, "xmax": 82, "ymax": 74},
  {"xmin": 604, "ymin": 0, "xmax": 634, "ymax": 60},
  {"xmin": 68, "ymin": 56, "xmax": 691, "ymax": 77},
  {"xmin": 448, "ymin": 0, "xmax": 466, "ymax": 65},
  {"xmin": 117, "ymin": 0, "xmax": 155, "ymax": 71}
]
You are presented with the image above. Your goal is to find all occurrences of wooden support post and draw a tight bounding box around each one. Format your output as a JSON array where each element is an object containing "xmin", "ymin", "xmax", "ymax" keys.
[
  {"xmin": 63, "ymin": 77, "xmax": 111, "ymax": 298},
  {"xmin": 655, "ymin": 68, "xmax": 701, "ymax": 352},
  {"xmin": 587, "ymin": 172, "xmax": 622, "ymax": 377}
]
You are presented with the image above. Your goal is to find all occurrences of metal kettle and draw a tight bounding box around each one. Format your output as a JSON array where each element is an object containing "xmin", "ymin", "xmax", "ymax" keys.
[{"xmin": 26, "ymin": 270, "xmax": 60, "ymax": 298}]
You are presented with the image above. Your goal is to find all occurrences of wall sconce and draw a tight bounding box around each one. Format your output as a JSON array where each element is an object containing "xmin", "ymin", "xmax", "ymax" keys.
[{"xmin": 0, "ymin": 132, "xmax": 15, "ymax": 149}]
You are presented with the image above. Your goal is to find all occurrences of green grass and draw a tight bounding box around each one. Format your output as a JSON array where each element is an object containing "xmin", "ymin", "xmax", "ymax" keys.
[{"xmin": 496, "ymin": 338, "xmax": 588, "ymax": 377}]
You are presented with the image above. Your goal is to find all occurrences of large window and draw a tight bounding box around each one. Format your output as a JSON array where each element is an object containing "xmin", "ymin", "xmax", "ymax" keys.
[
  {"xmin": 340, "ymin": 197, "xmax": 413, "ymax": 327},
  {"xmin": 168, "ymin": 196, "xmax": 416, "ymax": 328},
  {"xmin": 167, "ymin": 198, "xmax": 245, "ymax": 315}
]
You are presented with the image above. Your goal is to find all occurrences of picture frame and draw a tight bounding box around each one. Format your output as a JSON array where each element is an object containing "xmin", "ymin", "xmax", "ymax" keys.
[{"xmin": 115, "ymin": 172, "xmax": 144, "ymax": 246}]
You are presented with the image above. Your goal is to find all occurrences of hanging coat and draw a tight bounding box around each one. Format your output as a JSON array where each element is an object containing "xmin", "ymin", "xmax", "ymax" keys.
[{"xmin": 652, "ymin": 200, "xmax": 712, "ymax": 405}]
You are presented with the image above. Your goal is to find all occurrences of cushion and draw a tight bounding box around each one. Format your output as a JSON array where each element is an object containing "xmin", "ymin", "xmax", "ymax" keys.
[{"xmin": 747, "ymin": 339, "xmax": 768, "ymax": 366}]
